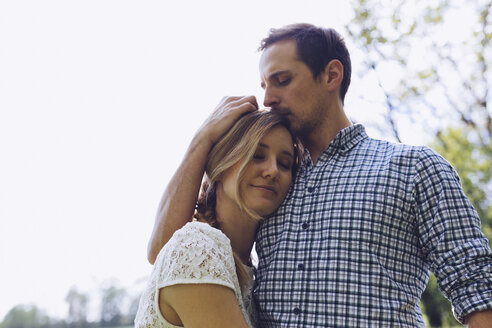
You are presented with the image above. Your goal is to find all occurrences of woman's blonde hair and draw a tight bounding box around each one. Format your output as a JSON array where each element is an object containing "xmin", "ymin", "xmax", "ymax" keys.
[{"xmin": 193, "ymin": 110, "xmax": 301, "ymax": 290}]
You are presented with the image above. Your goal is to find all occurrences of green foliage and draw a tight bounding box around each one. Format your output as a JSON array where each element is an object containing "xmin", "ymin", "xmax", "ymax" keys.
[
  {"xmin": 431, "ymin": 127, "xmax": 492, "ymax": 244},
  {"xmin": 99, "ymin": 283, "xmax": 126, "ymax": 327},
  {"xmin": 345, "ymin": 0, "xmax": 491, "ymax": 326},
  {"xmin": 1, "ymin": 280, "xmax": 140, "ymax": 328},
  {"xmin": 421, "ymin": 274, "xmax": 459, "ymax": 327},
  {"xmin": 346, "ymin": 0, "xmax": 491, "ymax": 144},
  {"xmin": 65, "ymin": 287, "xmax": 89, "ymax": 328},
  {"xmin": 0, "ymin": 305, "xmax": 52, "ymax": 328}
]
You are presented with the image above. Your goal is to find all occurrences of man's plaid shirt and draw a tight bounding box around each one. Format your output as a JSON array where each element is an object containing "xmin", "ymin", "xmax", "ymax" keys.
[{"xmin": 254, "ymin": 124, "xmax": 492, "ymax": 327}]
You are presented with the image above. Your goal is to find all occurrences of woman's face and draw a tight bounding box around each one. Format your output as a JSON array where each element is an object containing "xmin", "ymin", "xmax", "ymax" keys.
[{"xmin": 220, "ymin": 125, "xmax": 295, "ymax": 217}]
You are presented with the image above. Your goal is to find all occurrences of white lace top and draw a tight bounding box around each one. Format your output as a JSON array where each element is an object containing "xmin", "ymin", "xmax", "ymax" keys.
[{"xmin": 134, "ymin": 221, "xmax": 256, "ymax": 328}]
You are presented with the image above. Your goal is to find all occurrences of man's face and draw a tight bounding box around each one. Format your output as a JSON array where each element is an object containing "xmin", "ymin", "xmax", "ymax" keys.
[{"xmin": 259, "ymin": 40, "xmax": 330, "ymax": 139}]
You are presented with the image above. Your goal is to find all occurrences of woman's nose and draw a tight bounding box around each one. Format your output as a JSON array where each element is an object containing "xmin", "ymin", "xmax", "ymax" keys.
[{"xmin": 262, "ymin": 159, "xmax": 279, "ymax": 179}]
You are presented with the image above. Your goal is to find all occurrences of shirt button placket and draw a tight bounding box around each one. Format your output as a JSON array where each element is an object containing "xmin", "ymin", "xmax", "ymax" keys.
[
  {"xmin": 302, "ymin": 184, "xmax": 314, "ymax": 230},
  {"xmin": 296, "ymin": 223, "xmax": 307, "ymax": 319},
  {"xmin": 294, "ymin": 184, "xmax": 314, "ymax": 323}
]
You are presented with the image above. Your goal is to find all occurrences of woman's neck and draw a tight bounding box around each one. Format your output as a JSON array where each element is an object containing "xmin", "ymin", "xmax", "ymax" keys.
[{"xmin": 215, "ymin": 199, "xmax": 258, "ymax": 264}]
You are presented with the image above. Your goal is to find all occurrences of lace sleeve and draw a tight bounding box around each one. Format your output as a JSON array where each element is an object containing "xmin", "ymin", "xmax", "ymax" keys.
[{"xmin": 154, "ymin": 221, "xmax": 237, "ymax": 291}]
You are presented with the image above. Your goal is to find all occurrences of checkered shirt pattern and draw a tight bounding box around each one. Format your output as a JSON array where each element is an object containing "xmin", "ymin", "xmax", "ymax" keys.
[{"xmin": 254, "ymin": 124, "xmax": 492, "ymax": 327}]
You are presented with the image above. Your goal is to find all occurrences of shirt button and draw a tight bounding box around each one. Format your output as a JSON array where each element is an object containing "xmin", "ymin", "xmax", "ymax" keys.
[
  {"xmin": 307, "ymin": 186, "xmax": 315, "ymax": 193},
  {"xmin": 297, "ymin": 263, "xmax": 305, "ymax": 270},
  {"xmin": 293, "ymin": 307, "xmax": 301, "ymax": 315},
  {"xmin": 301, "ymin": 222, "xmax": 309, "ymax": 230}
]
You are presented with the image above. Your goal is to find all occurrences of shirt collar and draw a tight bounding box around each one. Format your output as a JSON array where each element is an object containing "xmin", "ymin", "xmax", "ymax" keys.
[
  {"xmin": 330, "ymin": 124, "xmax": 367, "ymax": 153},
  {"xmin": 302, "ymin": 124, "xmax": 368, "ymax": 164}
]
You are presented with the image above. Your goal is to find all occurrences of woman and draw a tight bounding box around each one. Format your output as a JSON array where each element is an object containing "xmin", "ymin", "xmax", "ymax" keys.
[{"xmin": 135, "ymin": 104, "xmax": 301, "ymax": 328}]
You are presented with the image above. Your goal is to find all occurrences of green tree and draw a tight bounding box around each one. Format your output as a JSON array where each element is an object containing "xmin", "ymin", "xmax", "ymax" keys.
[
  {"xmin": 421, "ymin": 274, "xmax": 456, "ymax": 327},
  {"xmin": 65, "ymin": 287, "xmax": 89, "ymax": 328},
  {"xmin": 346, "ymin": 0, "xmax": 491, "ymax": 145},
  {"xmin": 99, "ymin": 282, "xmax": 126, "ymax": 327},
  {"xmin": 345, "ymin": 0, "xmax": 491, "ymax": 326},
  {"xmin": 0, "ymin": 305, "xmax": 51, "ymax": 328},
  {"xmin": 122, "ymin": 294, "xmax": 140, "ymax": 326}
]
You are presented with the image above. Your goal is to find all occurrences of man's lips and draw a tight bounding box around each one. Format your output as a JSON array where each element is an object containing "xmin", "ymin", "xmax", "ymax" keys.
[{"xmin": 270, "ymin": 107, "xmax": 291, "ymax": 116}]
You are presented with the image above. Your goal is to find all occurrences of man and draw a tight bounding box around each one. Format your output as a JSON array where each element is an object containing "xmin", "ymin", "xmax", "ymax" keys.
[
  {"xmin": 254, "ymin": 23, "xmax": 492, "ymax": 327},
  {"xmin": 147, "ymin": 23, "xmax": 492, "ymax": 327}
]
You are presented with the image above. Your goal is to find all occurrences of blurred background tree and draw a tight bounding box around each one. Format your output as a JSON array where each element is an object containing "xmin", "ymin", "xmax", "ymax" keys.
[
  {"xmin": 346, "ymin": 0, "xmax": 491, "ymax": 326},
  {"xmin": 99, "ymin": 283, "xmax": 126, "ymax": 327},
  {"xmin": 0, "ymin": 305, "xmax": 57, "ymax": 328},
  {"xmin": 0, "ymin": 281, "xmax": 139, "ymax": 328},
  {"xmin": 65, "ymin": 287, "xmax": 88, "ymax": 328},
  {"xmin": 0, "ymin": 1, "xmax": 489, "ymax": 327},
  {"xmin": 346, "ymin": 0, "xmax": 491, "ymax": 144}
]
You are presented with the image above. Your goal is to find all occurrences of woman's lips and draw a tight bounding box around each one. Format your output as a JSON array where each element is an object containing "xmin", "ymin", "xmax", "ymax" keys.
[{"xmin": 252, "ymin": 185, "xmax": 277, "ymax": 194}]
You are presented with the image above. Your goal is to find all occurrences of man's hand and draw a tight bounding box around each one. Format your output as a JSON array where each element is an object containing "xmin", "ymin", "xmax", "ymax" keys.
[
  {"xmin": 195, "ymin": 95, "xmax": 259, "ymax": 148},
  {"xmin": 146, "ymin": 96, "xmax": 258, "ymax": 264},
  {"xmin": 466, "ymin": 309, "xmax": 492, "ymax": 328}
]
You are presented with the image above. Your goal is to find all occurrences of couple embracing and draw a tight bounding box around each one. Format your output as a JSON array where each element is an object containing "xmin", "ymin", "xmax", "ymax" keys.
[{"xmin": 135, "ymin": 23, "xmax": 492, "ymax": 327}]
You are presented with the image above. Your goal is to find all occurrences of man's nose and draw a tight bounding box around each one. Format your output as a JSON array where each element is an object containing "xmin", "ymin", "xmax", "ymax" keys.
[{"xmin": 263, "ymin": 87, "xmax": 280, "ymax": 108}]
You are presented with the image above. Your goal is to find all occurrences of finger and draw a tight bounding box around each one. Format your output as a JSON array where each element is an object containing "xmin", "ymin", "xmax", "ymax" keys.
[
  {"xmin": 235, "ymin": 101, "xmax": 258, "ymax": 115},
  {"xmin": 212, "ymin": 96, "xmax": 247, "ymax": 115},
  {"xmin": 220, "ymin": 96, "xmax": 243, "ymax": 105},
  {"xmin": 225, "ymin": 100, "xmax": 258, "ymax": 122},
  {"xmin": 244, "ymin": 95, "xmax": 259, "ymax": 110},
  {"xmin": 211, "ymin": 96, "xmax": 258, "ymax": 121},
  {"xmin": 226, "ymin": 95, "xmax": 258, "ymax": 109}
]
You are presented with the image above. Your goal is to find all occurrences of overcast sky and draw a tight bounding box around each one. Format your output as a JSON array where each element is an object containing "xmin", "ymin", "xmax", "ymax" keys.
[
  {"xmin": 0, "ymin": 0, "xmax": 469, "ymax": 322},
  {"xmin": 0, "ymin": 0, "xmax": 355, "ymax": 320}
]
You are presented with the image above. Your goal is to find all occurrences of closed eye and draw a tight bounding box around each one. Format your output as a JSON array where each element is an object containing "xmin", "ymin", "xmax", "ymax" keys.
[
  {"xmin": 278, "ymin": 158, "xmax": 293, "ymax": 170},
  {"xmin": 278, "ymin": 78, "xmax": 291, "ymax": 86},
  {"xmin": 253, "ymin": 154, "xmax": 265, "ymax": 160}
]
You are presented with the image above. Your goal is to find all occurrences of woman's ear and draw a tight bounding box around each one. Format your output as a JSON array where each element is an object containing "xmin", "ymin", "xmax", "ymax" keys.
[{"xmin": 323, "ymin": 59, "xmax": 343, "ymax": 92}]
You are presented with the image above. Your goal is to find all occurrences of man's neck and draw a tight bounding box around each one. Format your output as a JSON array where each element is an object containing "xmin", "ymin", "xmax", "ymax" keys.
[{"xmin": 303, "ymin": 115, "xmax": 352, "ymax": 164}]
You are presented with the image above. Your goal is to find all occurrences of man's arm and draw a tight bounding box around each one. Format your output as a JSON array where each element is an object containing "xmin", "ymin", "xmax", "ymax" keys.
[
  {"xmin": 146, "ymin": 96, "xmax": 258, "ymax": 264},
  {"xmin": 414, "ymin": 147, "xmax": 492, "ymax": 323},
  {"xmin": 465, "ymin": 309, "xmax": 492, "ymax": 328}
]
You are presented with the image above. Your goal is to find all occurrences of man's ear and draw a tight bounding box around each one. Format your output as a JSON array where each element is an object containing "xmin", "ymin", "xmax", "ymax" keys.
[{"xmin": 323, "ymin": 59, "xmax": 343, "ymax": 92}]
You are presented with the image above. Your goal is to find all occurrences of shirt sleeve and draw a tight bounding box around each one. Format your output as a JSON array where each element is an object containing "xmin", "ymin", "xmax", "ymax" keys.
[
  {"xmin": 154, "ymin": 222, "xmax": 237, "ymax": 292},
  {"xmin": 414, "ymin": 147, "xmax": 492, "ymax": 323}
]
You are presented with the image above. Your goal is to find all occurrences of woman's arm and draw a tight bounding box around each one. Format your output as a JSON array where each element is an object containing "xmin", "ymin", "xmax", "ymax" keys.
[
  {"xmin": 147, "ymin": 96, "xmax": 258, "ymax": 264},
  {"xmin": 160, "ymin": 284, "xmax": 250, "ymax": 328}
]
